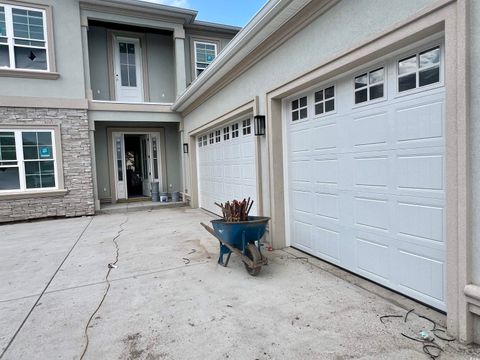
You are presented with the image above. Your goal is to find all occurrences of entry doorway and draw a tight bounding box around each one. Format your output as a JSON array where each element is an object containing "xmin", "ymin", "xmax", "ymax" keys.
[{"xmin": 113, "ymin": 131, "xmax": 162, "ymax": 201}]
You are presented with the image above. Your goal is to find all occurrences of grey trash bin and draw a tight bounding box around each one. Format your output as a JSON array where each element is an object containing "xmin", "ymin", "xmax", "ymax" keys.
[
  {"xmin": 171, "ymin": 191, "xmax": 180, "ymax": 202},
  {"xmin": 151, "ymin": 182, "xmax": 160, "ymax": 202}
]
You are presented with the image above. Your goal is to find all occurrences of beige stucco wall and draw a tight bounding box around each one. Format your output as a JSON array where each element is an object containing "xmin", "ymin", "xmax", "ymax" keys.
[
  {"xmin": 182, "ymin": 0, "xmax": 438, "ymax": 217},
  {"xmin": 0, "ymin": 0, "xmax": 86, "ymax": 100},
  {"xmin": 468, "ymin": 0, "xmax": 480, "ymax": 342}
]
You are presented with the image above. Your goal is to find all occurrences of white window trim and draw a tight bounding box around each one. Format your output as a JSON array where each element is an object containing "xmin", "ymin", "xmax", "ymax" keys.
[
  {"xmin": 0, "ymin": 2, "xmax": 50, "ymax": 72},
  {"xmin": 193, "ymin": 40, "xmax": 217, "ymax": 79},
  {"xmin": 0, "ymin": 129, "xmax": 58, "ymax": 194},
  {"xmin": 313, "ymin": 84, "xmax": 337, "ymax": 118},
  {"xmin": 394, "ymin": 42, "xmax": 444, "ymax": 97}
]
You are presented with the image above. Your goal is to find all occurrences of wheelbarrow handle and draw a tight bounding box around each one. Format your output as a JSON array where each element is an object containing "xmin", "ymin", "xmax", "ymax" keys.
[{"xmin": 200, "ymin": 222, "xmax": 218, "ymax": 239}]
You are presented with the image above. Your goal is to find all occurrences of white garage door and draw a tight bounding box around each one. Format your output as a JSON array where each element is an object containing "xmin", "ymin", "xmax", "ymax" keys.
[
  {"xmin": 197, "ymin": 119, "xmax": 257, "ymax": 216},
  {"xmin": 285, "ymin": 43, "xmax": 446, "ymax": 310}
]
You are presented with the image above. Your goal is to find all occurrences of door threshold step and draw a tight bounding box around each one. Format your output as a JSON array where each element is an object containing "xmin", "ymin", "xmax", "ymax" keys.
[{"xmin": 97, "ymin": 201, "xmax": 188, "ymax": 215}]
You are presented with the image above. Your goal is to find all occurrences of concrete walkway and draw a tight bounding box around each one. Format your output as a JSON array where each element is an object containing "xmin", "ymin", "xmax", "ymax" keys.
[{"xmin": 0, "ymin": 208, "xmax": 479, "ymax": 360}]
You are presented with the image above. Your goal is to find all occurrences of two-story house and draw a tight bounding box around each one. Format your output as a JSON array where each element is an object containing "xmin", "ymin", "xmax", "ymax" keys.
[
  {"xmin": 3, "ymin": 0, "xmax": 480, "ymax": 346},
  {"xmin": 0, "ymin": 0, "xmax": 238, "ymax": 221}
]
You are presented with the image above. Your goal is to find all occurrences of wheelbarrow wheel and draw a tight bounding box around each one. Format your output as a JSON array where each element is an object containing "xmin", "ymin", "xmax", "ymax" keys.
[{"xmin": 244, "ymin": 243, "xmax": 262, "ymax": 276}]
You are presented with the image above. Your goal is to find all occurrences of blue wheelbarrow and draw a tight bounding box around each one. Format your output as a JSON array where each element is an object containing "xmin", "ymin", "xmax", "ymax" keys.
[{"xmin": 201, "ymin": 216, "xmax": 270, "ymax": 276}]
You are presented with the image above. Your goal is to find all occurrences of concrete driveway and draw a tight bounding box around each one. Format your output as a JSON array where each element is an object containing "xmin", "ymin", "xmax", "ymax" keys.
[{"xmin": 0, "ymin": 208, "xmax": 479, "ymax": 360}]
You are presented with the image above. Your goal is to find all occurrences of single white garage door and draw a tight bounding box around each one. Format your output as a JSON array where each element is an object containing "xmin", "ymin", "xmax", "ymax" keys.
[
  {"xmin": 197, "ymin": 119, "xmax": 257, "ymax": 216},
  {"xmin": 285, "ymin": 43, "xmax": 446, "ymax": 310}
]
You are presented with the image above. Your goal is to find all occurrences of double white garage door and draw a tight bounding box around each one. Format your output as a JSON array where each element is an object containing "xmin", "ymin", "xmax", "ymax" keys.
[
  {"xmin": 197, "ymin": 119, "xmax": 257, "ymax": 216},
  {"xmin": 285, "ymin": 43, "xmax": 446, "ymax": 310}
]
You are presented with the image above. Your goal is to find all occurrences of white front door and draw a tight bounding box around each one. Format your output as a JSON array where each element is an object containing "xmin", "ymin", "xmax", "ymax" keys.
[
  {"xmin": 114, "ymin": 37, "xmax": 144, "ymax": 103},
  {"xmin": 113, "ymin": 132, "xmax": 127, "ymax": 200}
]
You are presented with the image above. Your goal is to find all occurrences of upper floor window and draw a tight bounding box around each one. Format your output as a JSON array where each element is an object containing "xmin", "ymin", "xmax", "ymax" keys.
[
  {"xmin": 315, "ymin": 86, "xmax": 335, "ymax": 114},
  {"xmin": 355, "ymin": 68, "xmax": 384, "ymax": 104},
  {"xmin": 0, "ymin": 129, "xmax": 57, "ymax": 192},
  {"xmin": 0, "ymin": 4, "xmax": 49, "ymax": 71},
  {"xmin": 194, "ymin": 41, "xmax": 217, "ymax": 78},
  {"xmin": 398, "ymin": 46, "xmax": 440, "ymax": 92}
]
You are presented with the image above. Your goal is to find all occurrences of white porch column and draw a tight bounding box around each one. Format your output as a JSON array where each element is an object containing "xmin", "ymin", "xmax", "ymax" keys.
[{"xmin": 174, "ymin": 27, "xmax": 187, "ymax": 98}]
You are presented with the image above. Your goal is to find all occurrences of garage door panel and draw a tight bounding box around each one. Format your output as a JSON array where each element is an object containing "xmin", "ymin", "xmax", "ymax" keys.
[
  {"xmin": 315, "ymin": 192, "xmax": 340, "ymax": 220},
  {"xmin": 291, "ymin": 160, "xmax": 311, "ymax": 183},
  {"xmin": 314, "ymin": 226, "xmax": 341, "ymax": 263},
  {"xmin": 396, "ymin": 151, "xmax": 444, "ymax": 193},
  {"xmin": 292, "ymin": 190, "xmax": 314, "ymax": 214},
  {"xmin": 396, "ymin": 248, "xmax": 445, "ymax": 302},
  {"xmin": 396, "ymin": 200, "xmax": 444, "ymax": 244},
  {"xmin": 354, "ymin": 195, "xmax": 390, "ymax": 233},
  {"xmin": 356, "ymin": 236, "xmax": 391, "ymax": 282},
  {"xmin": 312, "ymin": 122, "xmax": 339, "ymax": 152},
  {"xmin": 290, "ymin": 128, "xmax": 311, "ymax": 153},
  {"xmin": 293, "ymin": 220, "xmax": 314, "ymax": 251},
  {"xmin": 314, "ymin": 157, "xmax": 339, "ymax": 185},
  {"xmin": 353, "ymin": 154, "xmax": 390, "ymax": 189},
  {"xmin": 395, "ymin": 99, "xmax": 444, "ymax": 145},
  {"xmin": 352, "ymin": 111, "xmax": 389, "ymax": 150}
]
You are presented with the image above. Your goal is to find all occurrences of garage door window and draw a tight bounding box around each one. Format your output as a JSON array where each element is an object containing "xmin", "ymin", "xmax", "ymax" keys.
[
  {"xmin": 232, "ymin": 123, "xmax": 239, "ymax": 138},
  {"xmin": 315, "ymin": 85, "xmax": 335, "ymax": 115},
  {"xmin": 398, "ymin": 46, "xmax": 440, "ymax": 92},
  {"xmin": 198, "ymin": 136, "xmax": 202, "ymax": 148},
  {"xmin": 223, "ymin": 126, "xmax": 229, "ymax": 141},
  {"xmin": 202, "ymin": 135, "xmax": 207, "ymax": 146},
  {"xmin": 209, "ymin": 132, "xmax": 214, "ymax": 144},
  {"xmin": 354, "ymin": 67, "xmax": 384, "ymax": 104},
  {"xmin": 215, "ymin": 130, "xmax": 221, "ymax": 143},
  {"xmin": 291, "ymin": 96, "xmax": 307, "ymax": 121},
  {"xmin": 242, "ymin": 119, "xmax": 251, "ymax": 135}
]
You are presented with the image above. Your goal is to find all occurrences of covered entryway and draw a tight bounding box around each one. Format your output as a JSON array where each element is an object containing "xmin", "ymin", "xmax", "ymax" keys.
[
  {"xmin": 284, "ymin": 41, "xmax": 446, "ymax": 310},
  {"xmin": 113, "ymin": 131, "xmax": 162, "ymax": 201},
  {"xmin": 197, "ymin": 118, "xmax": 257, "ymax": 215}
]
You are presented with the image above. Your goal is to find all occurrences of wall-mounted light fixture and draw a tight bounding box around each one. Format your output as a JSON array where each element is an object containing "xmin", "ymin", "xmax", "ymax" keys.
[
  {"xmin": 183, "ymin": 143, "xmax": 189, "ymax": 154},
  {"xmin": 254, "ymin": 115, "xmax": 266, "ymax": 136}
]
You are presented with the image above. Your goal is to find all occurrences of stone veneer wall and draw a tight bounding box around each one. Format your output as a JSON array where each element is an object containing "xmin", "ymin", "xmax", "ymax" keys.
[{"xmin": 0, "ymin": 107, "xmax": 94, "ymax": 223}]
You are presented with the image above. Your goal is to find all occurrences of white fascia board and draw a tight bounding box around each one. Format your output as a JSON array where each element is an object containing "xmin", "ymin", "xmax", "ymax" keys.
[
  {"xmin": 172, "ymin": 0, "xmax": 310, "ymax": 112},
  {"xmin": 85, "ymin": 0, "xmax": 198, "ymax": 23}
]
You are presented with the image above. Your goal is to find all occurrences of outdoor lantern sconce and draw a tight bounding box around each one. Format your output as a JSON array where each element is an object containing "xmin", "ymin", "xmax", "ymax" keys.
[
  {"xmin": 183, "ymin": 143, "xmax": 189, "ymax": 154},
  {"xmin": 254, "ymin": 115, "xmax": 266, "ymax": 136}
]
